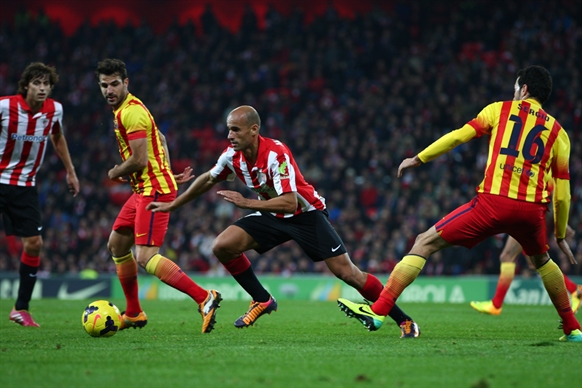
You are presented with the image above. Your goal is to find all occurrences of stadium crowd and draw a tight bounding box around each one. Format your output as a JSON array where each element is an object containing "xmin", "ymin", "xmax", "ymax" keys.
[{"xmin": 1, "ymin": 0, "xmax": 581, "ymax": 278}]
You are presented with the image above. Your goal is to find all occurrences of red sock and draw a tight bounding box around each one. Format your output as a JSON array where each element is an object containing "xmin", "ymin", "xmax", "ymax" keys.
[
  {"xmin": 492, "ymin": 262, "xmax": 515, "ymax": 309},
  {"xmin": 114, "ymin": 253, "xmax": 142, "ymax": 316},
  {"xmin": 564, "ymin": 275, "xmax": 577, "ymax": 294},
  {"xmin": 223, "ymin": 254, "xmax": 251, "ymax": 275},
  {"xmin": 358, "ymin": 273, "xmax": 383, "ymax": 302},
  {"xmin": 148, "ymin": 254, "xmax": 208, "ymax": 304},
  {"xmin": 21, "ymin": 251, "xmax": 41, "ymax": 267}
]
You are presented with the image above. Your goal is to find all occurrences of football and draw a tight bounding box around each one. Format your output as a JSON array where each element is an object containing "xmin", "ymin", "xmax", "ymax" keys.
[{"xmin": 82, "ymin": 300, "xmax": 122, "ymax": 337}]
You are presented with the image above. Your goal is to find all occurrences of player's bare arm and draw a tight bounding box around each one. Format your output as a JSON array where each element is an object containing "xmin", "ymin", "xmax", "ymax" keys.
[
  {"xmin": 557, "ymin": 225, "xmax": 577, "ymax": 265},
  {"xmin": 108, "ymin": 137, "xmax": 148, "ymax": 181},
  {"xmin": 397, "ymin": 155, "xmax": 422, "ymax": 178},
  {"xmin": 50, "ymin": 132, "xmax": 80, "ymax": 196},
  {"xmin": 217, "ymin": 191, "xmax": 297, "ymax": 214},
  {"xmin": 147, "ymin": 170, "xmax": 219, "ymax": 212}
]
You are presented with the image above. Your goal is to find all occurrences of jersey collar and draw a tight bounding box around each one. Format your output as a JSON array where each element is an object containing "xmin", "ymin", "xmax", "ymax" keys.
[
  {"xmin": 17, "ymin": 94, "xmax": 42, "ymax": 113},
  {"xmin": 113, "ymin": 92, "xmax": 133, "ymax": 114}
]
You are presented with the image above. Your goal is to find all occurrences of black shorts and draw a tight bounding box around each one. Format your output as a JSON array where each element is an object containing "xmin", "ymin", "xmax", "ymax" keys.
[
  {"xmin": 0, "ymin": 184, "xmax": 42, "ymax": 237},
  {"xmin": 233, "ymin": 209, "xmax": 347, "ymax": 262}
]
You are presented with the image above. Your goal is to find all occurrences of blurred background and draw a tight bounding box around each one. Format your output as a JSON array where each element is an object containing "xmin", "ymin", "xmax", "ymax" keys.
[{"xmin": 1, "ymin": 0, "xmax": 581, "ymax": 280}]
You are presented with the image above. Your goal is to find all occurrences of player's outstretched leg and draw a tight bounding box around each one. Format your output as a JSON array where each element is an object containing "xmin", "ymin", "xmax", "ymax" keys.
[
  {"xmin": 199, "ymin": 290, "xmax": 222, "ymax": 333},
  {"xmin": 469, "ymin": 300, "xmax": 502, "ymax": 316},
  {"xmin": 234, "ymin": 296, "xmax": 277, "ymax": 328},
  {"xmin": 337, "ymin": 298, "xmax": 384, "ymax": 331}
]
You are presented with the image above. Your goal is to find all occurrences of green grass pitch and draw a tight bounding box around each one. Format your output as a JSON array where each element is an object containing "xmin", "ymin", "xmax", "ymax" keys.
[{"xmin": 0, "ymin": 298, "xmax": 578, "ymax": 388}]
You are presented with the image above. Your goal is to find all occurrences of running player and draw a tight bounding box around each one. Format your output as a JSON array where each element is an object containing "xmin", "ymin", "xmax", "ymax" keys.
[
  {"xmin": 148, "ymin": 105, "xmax": 421, "ymax": 338},
  {"xmin": 470, "ymin": 227, "xmax": 580, "ymax": 315},
  {"xmin": 337, "ymin": 65, "xmax": 582, "ymax": 342}
]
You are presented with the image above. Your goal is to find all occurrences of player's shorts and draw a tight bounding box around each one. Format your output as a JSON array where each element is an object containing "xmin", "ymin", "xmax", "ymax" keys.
[
  {"xmin": 112, "ymin": 191, "xmax": 176, "ymax": 247},
  {"xmin": 233, "ymin": 209, "xmax": 347, "ymax": 262},
  {"xmin": 0, "ymin": 183, "xmax": 42, "ymax": 237},
  {"xmin": 435, "ymin": 193, "xmax": 549, "ymax": 256}
]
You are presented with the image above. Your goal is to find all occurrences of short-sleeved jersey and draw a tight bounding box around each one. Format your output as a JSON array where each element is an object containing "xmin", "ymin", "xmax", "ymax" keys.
[
  {"xmin": 112, "ymin": 93, "xmax": 176, "ymax": 196},
  {"xmin": 0, "ymin": 94, "xmax": 63, "ymax": 186},
  {"xmin": 209, "ymin": 135, "xmax": 326, "ymax": 218},
  {"xmin": 468, "ymin": 99, "xmax": 570, "ymax": 203}
]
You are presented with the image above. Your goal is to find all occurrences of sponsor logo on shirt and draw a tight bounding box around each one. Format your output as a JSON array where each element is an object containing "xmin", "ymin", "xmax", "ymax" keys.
[
  {"xmin": 11, "ymin": 133, "xmax": 47, "ymax": 143},
  {"xmin": 278, "ymin": 161, "xmax": 289, "ymax": 179}
]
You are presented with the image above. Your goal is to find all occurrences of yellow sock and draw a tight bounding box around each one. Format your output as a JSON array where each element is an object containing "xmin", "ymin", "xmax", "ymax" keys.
[
  {"xmin": 112, "ymin": 251, "xmax": 134, "ymax": 264},
  {"xmin": 374, "ymin": 255, "xmax": 425, "ymax": 316}
]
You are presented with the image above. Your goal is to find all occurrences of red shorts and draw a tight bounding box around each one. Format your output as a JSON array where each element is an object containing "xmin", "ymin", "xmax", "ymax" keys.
[
  {"xmin": 435, "ymin": 193, "xmax": 549, "ymax": 256},
  {"xmin": 112, "ymin": 191, "xmax": 176, "ymax": 247}
]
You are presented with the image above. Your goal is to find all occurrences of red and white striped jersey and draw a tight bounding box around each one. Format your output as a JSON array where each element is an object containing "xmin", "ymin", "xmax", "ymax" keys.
[
  {"xmin": 210, "ymin": 135, "xmax": 326, "ymax": 218},
  {"xmin": 0, "ymin": 94, "xmax": 63, "ymax": 186}
]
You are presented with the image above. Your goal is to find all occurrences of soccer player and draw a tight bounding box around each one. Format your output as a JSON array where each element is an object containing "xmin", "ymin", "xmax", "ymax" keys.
[
  {"xmin": 95, "ymin": 59, "xmax": 221, "ymax": 334},
  {"xmin": 470, "ymin": 228, "xmax": 581, "ymax": 315},
  {"xmin": 337, "ymin": 65, "xmax": 582, "ymax": 342},
  {"xmin": 147, "ymin": 105, "xmax": 421, "ymax": 338},
  {"xmin": 1, "ymin": 62, "xmax": 80, "ymax": 327}
]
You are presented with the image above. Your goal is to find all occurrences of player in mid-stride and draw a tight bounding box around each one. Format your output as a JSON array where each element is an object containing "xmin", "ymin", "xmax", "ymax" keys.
[
  {"xmin": 2, "ymin": 62, "xmax": 80, "ymax": 327},
  {"xmin": 148, "ymin": 105, "xmax": 421, "ymax": 338},
  {"xmin": 470, "ymin": 228, "xmax": 581, "ymax": 315},
  {"xmin": 337, "ymin": 65, "xmax": 582, "ymax": 342},
  {"xmin": 95, "ymin": 59, "xmax": 221, "ymax": 334}
]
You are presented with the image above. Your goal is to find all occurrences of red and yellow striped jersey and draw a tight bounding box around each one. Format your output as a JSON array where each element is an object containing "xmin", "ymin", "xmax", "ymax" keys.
[
  {"xmin": 469, "ymin": 99, "xmax": 570, "ymax": 203},
  {"xmin": 112, "ymin": 93, "xmax": 176, "ymax": 195}
]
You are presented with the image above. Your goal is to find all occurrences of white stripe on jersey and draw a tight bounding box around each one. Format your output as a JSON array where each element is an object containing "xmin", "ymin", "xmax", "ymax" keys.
[
  {"xmin": 209, "ymin": 136, "xmax": 326, "ymax": 218},
  {"xmin": 0, "ymin": 97, "xmax": 63, "ymax": 186}
]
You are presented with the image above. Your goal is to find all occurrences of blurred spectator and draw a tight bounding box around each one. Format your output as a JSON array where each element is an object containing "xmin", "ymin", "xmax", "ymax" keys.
[{"xmin": 0, "ymin": 0, "xmax": 580, "ymax": 277}]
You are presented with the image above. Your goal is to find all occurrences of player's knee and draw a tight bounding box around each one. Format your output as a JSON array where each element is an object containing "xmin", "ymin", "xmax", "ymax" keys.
[
  {"xmin": 23, "ymin": 236, "xmax": 43, "ymax": 256},
  {"xmin": 212, "ymin": 237, "xmax": 231, "ymax": 258}
]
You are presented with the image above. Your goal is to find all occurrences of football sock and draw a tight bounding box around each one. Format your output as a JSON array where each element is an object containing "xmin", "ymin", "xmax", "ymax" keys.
[
  {"xmin": 223, "ymin": 254, "xmax": 270, "ymax": 303},
  {"xmin": 372, "ymin": 254, "xmax": 425, "ymax": 316},
  {"xmin": 146, "ymin": 254, "xmax": 208, "ymax": 304},
  {"xmin": 537, "ymin": 259, "xmax": 581, "ymax": 334},
  {"xmin": 113, "ymin": 251, "xmax": 142, "ymax": 316},
  {"xmin": 492, "ymin": 262, "xmax": 516, "ymax": 308},
  {"xmin": 15, "ymin": 252, "xmax": 40, "ymax": 311},
  {"xmin": 358, "ymin": 273, "xmax": 383, "ymax": 301},
  {"xmin": 563, "ymin": 275, "xmax": 577, "ymax": 294}
]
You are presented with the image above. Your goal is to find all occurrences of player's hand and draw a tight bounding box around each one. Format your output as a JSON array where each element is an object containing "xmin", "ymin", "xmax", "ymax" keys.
[
  {"xmin": 174, "ymin": 166, "xmax": 195, "ymax": 185},
  {"xmin": 108, "ymin": 165, "xmax": 127, "ymax": 183},
  {"xmin": 566, "ymin": 225, "xmax": 575, "ymax": 240},
  {"xmin": 217, "ymin": 190, "xmax": 248, "ymax": 209},
  {"xmin": 556, "ymin": 237, "xmax": 577, "ymax": 265},
  {"xmin": 397, "ymin": 156, "xmax": 422, "ymax": 178},
  {"xmin": 146, "ymin": 201, "xmax": 173, "ymax": 213},
  {"xmin": 67, "ymin": 171, "xmax": 80, "ymax": 197}
]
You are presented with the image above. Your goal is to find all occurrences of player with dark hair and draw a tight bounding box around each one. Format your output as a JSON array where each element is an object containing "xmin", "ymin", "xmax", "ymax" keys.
[
  {"xmin": 95, "ymin": 58, "xmax": 221, "ymax": 334},
  {"xmin": 470, "ymin": 228, "xmax": 581, "ymax": 315},
  {"xmin": 148, "ymin": 105, "xmax": 421, "ymax": 338},
  {"xmin": 337, "ymin": 65, "xmax": 582, "ymax": 342},
  {"xmin": 1, "ymin": 62, "xmax": 80, "ymax": 327}
]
